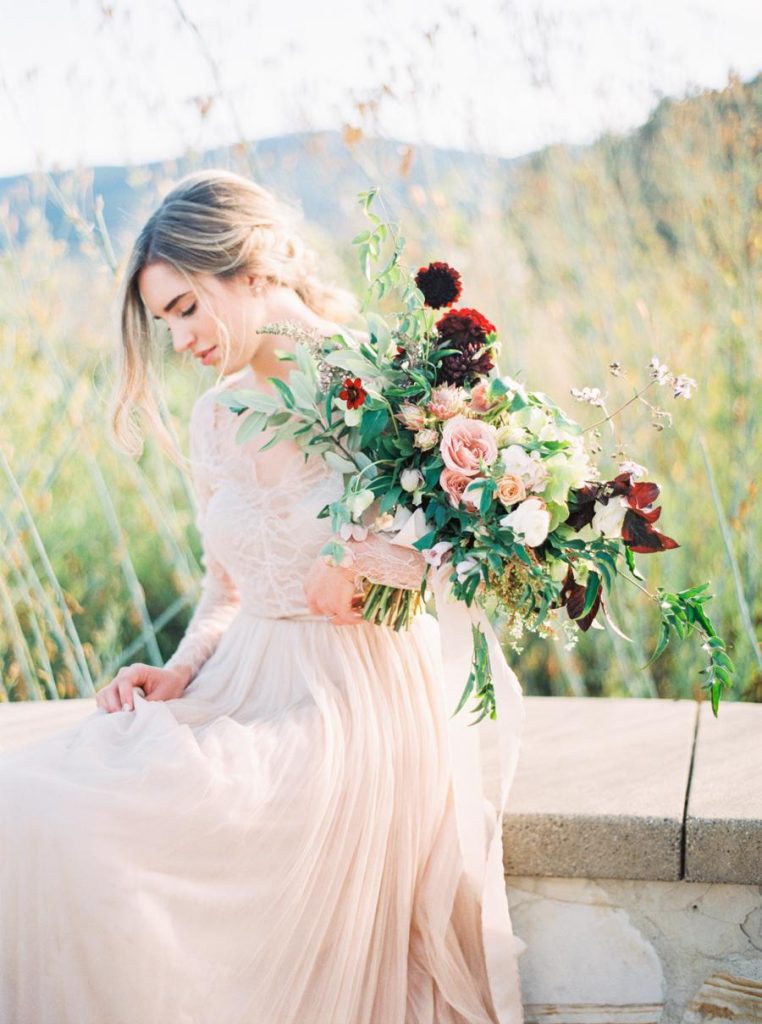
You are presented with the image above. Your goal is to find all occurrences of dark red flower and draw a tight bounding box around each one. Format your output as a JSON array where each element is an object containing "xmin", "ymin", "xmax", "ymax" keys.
[
  {"xmin": 414, "ymin": 261, "xmax": 463, "ymax": 309},
  {"xmin": 339, "ymin": 377, "xmax": 367, "ymax": 410},
  {"xmin": 434, "ymin": 307, "xmax": 497, "ymax": 386}
]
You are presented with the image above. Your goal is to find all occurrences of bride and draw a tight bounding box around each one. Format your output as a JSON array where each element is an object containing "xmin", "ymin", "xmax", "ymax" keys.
[{"xmin": 0, "ymin": 169, "xmax": 525, "ymax": 1023}]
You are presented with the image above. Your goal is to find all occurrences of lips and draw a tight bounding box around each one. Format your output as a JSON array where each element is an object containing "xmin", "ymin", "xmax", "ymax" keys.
[{"xmin": 196, "ymin": 346, "xmax": 216, "ymax": 364}]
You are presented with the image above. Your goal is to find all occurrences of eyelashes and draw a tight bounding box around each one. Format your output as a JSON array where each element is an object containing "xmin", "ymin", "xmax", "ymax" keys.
[{"xmin": 181, "ymin": 302, "xmax": 197, "ymax": 318}]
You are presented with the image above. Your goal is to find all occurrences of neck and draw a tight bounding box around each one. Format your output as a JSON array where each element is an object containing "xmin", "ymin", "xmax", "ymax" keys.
[{"xmin": 248, "ymin": 285, "xmax": 343, "ymax": 384}]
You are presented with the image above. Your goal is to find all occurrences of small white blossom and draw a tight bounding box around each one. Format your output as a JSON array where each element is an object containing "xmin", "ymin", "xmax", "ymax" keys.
[
  {"xmin": 423, "ymin": 541, "xmax": 453, "ymax": 568},
  {"xmin": 570, "ymin": 386, "xmax": 605, "ymax": 407},
  {"xmin": 373, "ymin": 512, "xmax": 395, "ymax": 532},
  {"xmin": 455, "ymin": 557, "xmax": 479, "ymax": 582},
  {"xmin": 339, "ymin": 522, "xmax": 369, "ymax": 542},
  {"xmin": 671, "ymin": 374, "xmax": 697, "ymax": 400},
  {"xmin": 647, "ymin": 356, "xmax": 671, "ymax": 385},
  {"xmin": 618, "ymin": 459, "xmax": 648, "ymax": 480}
]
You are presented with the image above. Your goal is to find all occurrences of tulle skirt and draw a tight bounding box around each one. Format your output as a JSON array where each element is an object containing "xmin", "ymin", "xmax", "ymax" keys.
[{"xmin": 0, "ymin": 611, "xmax": 520, "ymax": 1024}]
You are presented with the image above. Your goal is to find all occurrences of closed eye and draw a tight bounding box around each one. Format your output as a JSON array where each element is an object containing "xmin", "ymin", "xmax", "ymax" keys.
[{"xmin": 181, "ymin": 302, "xmax": 197, "ymax": 318}]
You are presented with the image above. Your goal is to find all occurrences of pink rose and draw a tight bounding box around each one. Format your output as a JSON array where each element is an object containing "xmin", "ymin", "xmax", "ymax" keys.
[
  {"xmin": 440, "ymin": 414, "xmax": 498, "ymax": 477},
  {"xmin": 427, "ymin": 385, "xmax": 465, "ymax": 420},
  {"xmin": 496, "ymin": 473, "xmax": 526, "ymax": 507},
  {"xmin": 439, "ymin": 468, "xmax": 486, "ymax": 512},
  {"xmin": 469, "ymin": 381, "xmax": 494, "ymax": 414}
]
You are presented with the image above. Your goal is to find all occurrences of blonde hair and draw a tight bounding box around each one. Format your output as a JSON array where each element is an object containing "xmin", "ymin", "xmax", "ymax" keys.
[{"xmin": 111, "ymin": 169, "xmax": 360, "ymax": 461}]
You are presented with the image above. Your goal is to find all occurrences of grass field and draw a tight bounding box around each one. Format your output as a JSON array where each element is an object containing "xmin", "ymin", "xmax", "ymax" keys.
[{"xmin": 1, "ymin": 73, "xmax": 759, "ymax": 704}]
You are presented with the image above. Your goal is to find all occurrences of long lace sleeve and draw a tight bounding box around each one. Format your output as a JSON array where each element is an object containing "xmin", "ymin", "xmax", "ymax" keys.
[
  {"xmin": 164, "ymin": 395, "xmax": 241, "ymax": 679},
  {"xmin": 342, "ymin": 533, "xmax": 428, "ymax": 590}
]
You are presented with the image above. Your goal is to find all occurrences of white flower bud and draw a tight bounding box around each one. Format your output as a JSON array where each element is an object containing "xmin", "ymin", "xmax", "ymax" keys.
[{"xmin": 400, "ymin": 468, "xmax": 424, "ymax": 493}]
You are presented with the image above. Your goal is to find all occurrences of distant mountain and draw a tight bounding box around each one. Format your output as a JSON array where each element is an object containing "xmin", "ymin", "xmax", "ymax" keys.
[{"xmin": 0, "ymin": 130, "xmax": 532, "ymax": 259}]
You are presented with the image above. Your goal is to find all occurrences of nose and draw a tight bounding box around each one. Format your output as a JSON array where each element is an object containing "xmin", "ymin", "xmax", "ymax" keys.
[{"xmin": 170, "ymin": 324, "xmax": 196, "ymax": 355}]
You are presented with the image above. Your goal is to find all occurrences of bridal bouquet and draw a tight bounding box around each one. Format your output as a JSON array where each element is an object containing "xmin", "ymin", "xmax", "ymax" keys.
[{"xmin": 218, "ymin": 189, "xmax": 733, "ymax": 721}]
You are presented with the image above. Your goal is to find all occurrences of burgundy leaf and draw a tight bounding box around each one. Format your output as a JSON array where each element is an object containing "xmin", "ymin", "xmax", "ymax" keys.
[
  {"xmin": 627, "ymin": 481, "xmax": 660, "ymax": 508},
  {"xmin": 622, "ymin": 510, "xmax": 679, "ymax": 553}
]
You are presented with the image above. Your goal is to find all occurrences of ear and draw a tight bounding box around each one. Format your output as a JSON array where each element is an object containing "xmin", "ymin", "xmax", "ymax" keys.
[{"xmin": 247, "ymin": 274, "xmax": 264, "ymax": 296}]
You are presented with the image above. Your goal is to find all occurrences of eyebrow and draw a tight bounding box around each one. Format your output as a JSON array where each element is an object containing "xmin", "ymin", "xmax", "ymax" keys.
[{"xmin": 151, "ymin": 291, "xmax": 191, "ymax": 320}]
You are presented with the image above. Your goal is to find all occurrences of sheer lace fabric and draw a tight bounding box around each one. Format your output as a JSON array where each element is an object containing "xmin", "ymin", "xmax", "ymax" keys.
[{"xmin": 166, "ymin": 371, "xmax": 428, "ymax": 678}]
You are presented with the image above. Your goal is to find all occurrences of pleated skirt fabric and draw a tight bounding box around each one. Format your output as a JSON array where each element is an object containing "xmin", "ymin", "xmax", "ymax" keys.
[{"xmin": 0, "ymin": 611, "xmax": 510, "ymax": 1024}]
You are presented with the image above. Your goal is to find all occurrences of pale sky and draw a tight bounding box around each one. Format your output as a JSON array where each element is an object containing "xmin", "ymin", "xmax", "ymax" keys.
[{"xmin": 0, "ymin": 0, "xmax": 760, "ymax": 177}]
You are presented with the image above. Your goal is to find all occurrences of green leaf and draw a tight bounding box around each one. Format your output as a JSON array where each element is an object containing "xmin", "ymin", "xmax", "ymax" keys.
[
  {"xmin": 412, "ymin": 530, "xmax": 438, "ymax": 552},
  {"xmin": 324, "ymin": 451, "xmax": 357, "ymax": 475},
  {"xmin": 581, "ymin": 572, "xmax": 601, "ymax": 617},
  {"xmin": 219, "ymin": 389, "xmax": 280, "ymax": 415},
  {"xmin": 235, "ymin": 411, "xmax": 268, "ymax": 443},
  {"xmin": 268, "ymin": 377, "xmax": 296, "ymax": 409},
  {"xmin": 379, "ymin": 486, "xmax": 402, "ymax": 514},
  {"xmin": 643, "ymin": 623, "xmax": 671, "ymax": 668}
]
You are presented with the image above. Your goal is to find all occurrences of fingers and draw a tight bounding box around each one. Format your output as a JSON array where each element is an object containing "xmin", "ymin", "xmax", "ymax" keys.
[
  {"xmin": 117, "ymin": 674, "xmax": 138, "ymax": 713},
  {"xmin": 95, "ymin": 681, "xmax": 122, "ymax": 715},
  {"xmin": 95, "ymin": 664, "xmax": 150, "ymax": 714}
]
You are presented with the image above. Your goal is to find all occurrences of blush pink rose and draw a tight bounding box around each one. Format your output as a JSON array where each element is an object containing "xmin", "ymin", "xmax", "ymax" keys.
[
  {"xmin": 440, "ymin": 415, "xmax": 498, "ymax": 477},
  {"xmin": 439, "ymin": 469, "xmax": 486, "ymax": 512}
]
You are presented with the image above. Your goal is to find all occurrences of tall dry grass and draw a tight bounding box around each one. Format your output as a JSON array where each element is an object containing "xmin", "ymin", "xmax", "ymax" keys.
[{"xmin": 0, "ymin": 73, "xmax": 759, "ymax": 703}]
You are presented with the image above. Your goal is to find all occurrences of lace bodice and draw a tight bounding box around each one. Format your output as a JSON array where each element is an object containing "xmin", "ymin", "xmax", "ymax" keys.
[{"xmin": 164, "ymin": 370, "xmax": 427, "ymax": 679}]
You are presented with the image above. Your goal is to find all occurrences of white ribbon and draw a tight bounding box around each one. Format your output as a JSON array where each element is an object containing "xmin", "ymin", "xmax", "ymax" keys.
[
  {"xmin": 430, "ymin": 571, "xmax": 527, "ymax": 1023},
  {"xmin": 390, "ymin": 521, "xmax": 527, "ymax": 1019}
]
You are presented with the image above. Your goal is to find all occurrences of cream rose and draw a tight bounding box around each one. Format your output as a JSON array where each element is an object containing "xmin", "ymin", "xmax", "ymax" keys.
[
  {"xmin": 440, "ymin": 415, "xmax": 498, "ymax": 477},
  {"xmin": 496, "ymin": 473, "xmax": 526, "ymax": 508}
]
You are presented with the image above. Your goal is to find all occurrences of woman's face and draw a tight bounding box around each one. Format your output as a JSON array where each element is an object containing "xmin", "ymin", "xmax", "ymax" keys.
[{"xmin": 137, "ymin": 261, "xmax": 263, "ymax": 374}]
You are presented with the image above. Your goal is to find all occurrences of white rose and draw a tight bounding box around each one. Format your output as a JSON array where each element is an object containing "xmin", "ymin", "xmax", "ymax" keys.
[
  {"xmin": 500, "ymin": 497, "xmax": 552, "ymax": 547},
  {"xmin": 591, "ymin": 496, "xmax": 629, "ymax": 538},
  {"xmin": 496, "ymin": 422, "xmax": 528, "ymax": 446},
  {"xmin": 501, "ymin": 445, "xmax": 549, "ymax": 492},
  {"xmin": 400, "ymin": 468, "xmax": 424, "ymax": 493}
]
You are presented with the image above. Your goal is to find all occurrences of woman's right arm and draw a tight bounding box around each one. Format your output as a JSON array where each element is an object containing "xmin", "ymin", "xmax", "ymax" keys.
[
  {"xmin": 96, "ymin": 393, "xmax": 240, "ymax": 712},
  {"xmin": 162, "ymin": 392, "xmax": 241, "ymax": 680}
]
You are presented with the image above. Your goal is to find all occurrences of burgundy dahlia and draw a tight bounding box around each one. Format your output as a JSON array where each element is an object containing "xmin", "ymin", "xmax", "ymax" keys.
[
  {"xmin": 414, "ymin": 261, "xmax": 463, "ymax": 309},
  {"xmin": 434, "ymin": 307, "xmax": 497, "ymax": 386}
]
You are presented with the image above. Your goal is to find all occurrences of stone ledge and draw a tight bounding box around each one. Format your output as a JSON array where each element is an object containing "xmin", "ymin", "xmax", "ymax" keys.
[
  {"xmin": 685, "ymin": 700, "xmax": 762, "ymax": 885},
  {"xmin": 1, "ymin": 694, "xmax": 760, "ymax": 885},
  {"xmin": 495, "ymin": 695, "xmax": 762, "ymax": 885}
]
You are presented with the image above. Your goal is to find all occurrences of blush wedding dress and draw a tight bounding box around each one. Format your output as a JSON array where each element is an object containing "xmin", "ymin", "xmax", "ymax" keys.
[{"xmin": 0, "ymin": 365, "xmax": 526, "ymax": 1024}]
